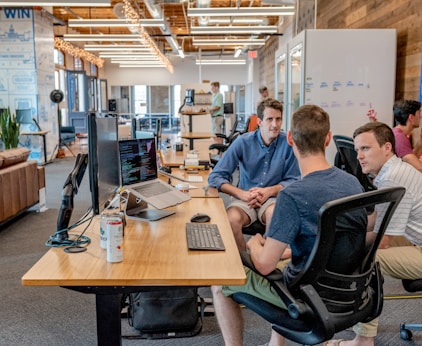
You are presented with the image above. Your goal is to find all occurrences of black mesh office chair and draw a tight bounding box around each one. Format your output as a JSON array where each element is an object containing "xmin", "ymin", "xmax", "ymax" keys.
[
  {"xmin": 333, "ymin": 135, "xmax": 376, "ymax": 192},
  {"xmin": 399, "ymin": 279, "xmax": 422, "ymax": 340},
  {"xmin": 209, "ymin": 119, "xmax": 240, "ymax": 167},
  {"xmin": 232, "ymin": 187, "xmax": 405, "ymax": 346}
]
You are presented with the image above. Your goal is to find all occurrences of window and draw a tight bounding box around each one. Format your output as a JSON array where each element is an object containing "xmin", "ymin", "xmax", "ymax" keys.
[
  {"xmin": 54, "ymin": 49, "xmax": 65, "ymax": 66},
  {"xmin": 74, "ymin": 57, "xmax": 83, "ymax": 71}
]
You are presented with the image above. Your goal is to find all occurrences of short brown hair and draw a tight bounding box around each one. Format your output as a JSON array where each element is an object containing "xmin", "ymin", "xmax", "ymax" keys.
[
  {"xmin": 353, "ymin": 122, "xmax": 396, "ymax": 155},
  {"xmin": 211, "ymin": 81, "xmax": 220, "ymax": 88},
  {"xmin": 257, "ymin": 98, "xmax": 283, "ymax": 120},
  {"xmin": 259, "ymin": 86, "xmax": 268, "ymax": 93},
  {"xmin": 291, "ymin": 105, "xmax": 330, "ymax": 155}
]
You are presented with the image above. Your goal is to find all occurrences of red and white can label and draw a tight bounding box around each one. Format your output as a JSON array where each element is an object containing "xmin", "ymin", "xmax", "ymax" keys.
[{"xmin": 106, "ymin": 218, "xmax": 123, "ymax": 263}]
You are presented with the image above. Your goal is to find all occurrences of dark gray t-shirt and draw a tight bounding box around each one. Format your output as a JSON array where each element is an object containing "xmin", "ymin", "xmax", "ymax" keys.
[{"xmin": 267, "ymin": 167, "xmax": 367, "ymax": 285}]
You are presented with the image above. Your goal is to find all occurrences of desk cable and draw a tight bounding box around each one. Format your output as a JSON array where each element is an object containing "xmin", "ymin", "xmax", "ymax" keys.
[{"xmin": 45, "ymin": 207, "xmax": 93, "ymax": 252}]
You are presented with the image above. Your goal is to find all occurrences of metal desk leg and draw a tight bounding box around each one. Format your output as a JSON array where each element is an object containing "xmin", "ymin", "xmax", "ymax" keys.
[
  {"xmin": 42, "ymin": 133, "xmax": 48, "ymax": 164},
  {"xmin": 188, "ymin": 138, "xmax": 194, "ymax": 150},
  {"xmin": 188, "ymin": 115, "xmax": 193, "ymax": 132},
  {"xmin": 95, "ymin": 293, "xmax": 123, "ymax": 346}
]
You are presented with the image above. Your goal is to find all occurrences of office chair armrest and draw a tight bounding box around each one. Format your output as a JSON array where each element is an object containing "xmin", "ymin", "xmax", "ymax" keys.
[
  {"xmin": 209, "ymin": 143, "xmax": 229, "ymax": 152},
  {"xmin": 239, "ymin": 251, "xmax": 310, "ymax": 319},
  {"xmin": 215, "ymin": 133, "xmax": 227, "ymax": 139}
]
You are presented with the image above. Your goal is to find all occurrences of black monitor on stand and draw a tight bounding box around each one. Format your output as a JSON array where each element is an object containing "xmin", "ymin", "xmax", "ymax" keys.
[
  {"xmin": 185, "ymin": 89, "xmax": 195, "ymax": 106},
  {"xmin": 87, "ymin": 113, "xmax": 120, "ymax": 215}
]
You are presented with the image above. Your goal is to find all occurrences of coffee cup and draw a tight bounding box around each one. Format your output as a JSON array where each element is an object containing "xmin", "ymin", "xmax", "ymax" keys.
[{"xmin": 174, "ymin": 142, "xmax": 184, "ymax": 151}]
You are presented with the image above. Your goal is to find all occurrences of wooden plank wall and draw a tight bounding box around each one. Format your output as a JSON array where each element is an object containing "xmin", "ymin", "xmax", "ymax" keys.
[{"xmin": 317, "ymin": 0, "xmax": 422, "ymax": 100}]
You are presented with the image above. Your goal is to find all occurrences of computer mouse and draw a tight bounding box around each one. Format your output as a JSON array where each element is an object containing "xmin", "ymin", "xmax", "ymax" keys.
[{"xmin": 190, "ymin": 213, "xmax": 211, "ymax": 223}]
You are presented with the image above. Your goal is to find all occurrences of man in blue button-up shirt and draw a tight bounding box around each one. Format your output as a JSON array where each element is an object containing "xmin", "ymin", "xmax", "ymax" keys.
[{"xmin": 208, "ymin": 98, "xmax": 300, "ymax": 251}]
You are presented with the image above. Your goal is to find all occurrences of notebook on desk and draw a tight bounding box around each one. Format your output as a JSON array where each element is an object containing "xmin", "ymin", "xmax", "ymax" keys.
[{"xmin": 118, "ymin": 138, "xmax": 190, "ymax": 210}]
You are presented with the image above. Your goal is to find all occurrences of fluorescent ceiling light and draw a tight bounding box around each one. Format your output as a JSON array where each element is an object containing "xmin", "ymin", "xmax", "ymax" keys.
[
  {"xmin": 234, "ymin": 48, "xmax": 242, "ymax": 58},
  {"xmin": 190, "ymin": 25, "xmax": 277, "ymax": 34},
  {"xmin": 188, "ymin": 6, "xmax": 295, "ymax": 17},
  {"xmin": 119, "ymin": 64, "xmax": 167, "ymax": 68},
  {"xmin": 111, "ymin": 60, "xmax": 163, "ymax": 64},
  {"xmin": 0, "ymin": 0, "xmax": 110, "ymax": 5},
  {"xmin": 195, "ymin": 59, "xmax": 246, "ymax": 65},
  {"xmin": 85, "ymin": 47, "xmax": 152, "ymax": 52},
  {"xmin": 100, "ymin": 54, "xmax": 156, "ymax": 58},
  {"xmin": 84, "ymin": 44, "xmax": 150, "ymax": 49},
  {"xmin": 193, "ymin": 38, "xmax": 266, "ymax": 46},
  {"xmin": 68, "ymin": 19, "xmax": 165, "ymax": 28},
  {"xmin": 63, "ymin": 34, "xmax": 145, "ymax": 42},
  {"xmin": 208, "ymin": 18, "xmax": 267, "ymax": 24},
  {"xmin": 85, "ymin": 48, "xmax": 153, "ymax": 54}
]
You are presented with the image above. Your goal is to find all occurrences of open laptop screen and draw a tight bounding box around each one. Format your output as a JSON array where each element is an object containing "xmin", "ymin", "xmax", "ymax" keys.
[{"xmin": 118, "ymin": 138, "xmax": 157, "ymax": 186}]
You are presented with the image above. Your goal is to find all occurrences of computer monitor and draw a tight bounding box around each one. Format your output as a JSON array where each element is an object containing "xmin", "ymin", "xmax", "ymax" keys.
[
  {"xmin": 224, "ymin": 103, "xmax": 234, "ymax": 114},
  {"xmin": 88, "ymin": 113, "xmax": 120, "ymax": 215},
  {"xmin": 185, "ymin": 89, "xmax": 195, "ymax": 106},
  {"xmin": 16, "ymin": 109, "xmax": 33, "ymax": 124}
]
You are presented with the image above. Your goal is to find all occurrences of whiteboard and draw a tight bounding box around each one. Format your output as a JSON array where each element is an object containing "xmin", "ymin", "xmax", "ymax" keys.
[{"xmin": 296, "ymin": 29, "xmax": 397, "ymax": 162}]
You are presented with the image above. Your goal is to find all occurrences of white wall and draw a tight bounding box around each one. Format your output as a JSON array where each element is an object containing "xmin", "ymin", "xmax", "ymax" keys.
[{"xmin": 103, "ymin": 57, "xmax": 249, "ymax": 87}]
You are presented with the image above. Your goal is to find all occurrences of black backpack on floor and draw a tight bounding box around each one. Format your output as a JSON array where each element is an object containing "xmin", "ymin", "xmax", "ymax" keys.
[{"xmin": 123, "ymin": 287, "xmax": 205, "ymax": 339}]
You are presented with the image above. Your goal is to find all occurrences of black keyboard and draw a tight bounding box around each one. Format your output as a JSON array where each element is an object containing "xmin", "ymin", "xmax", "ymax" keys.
[{"xmin": 186, "ymin": 223, "xmax": 225, "ymax": 251}]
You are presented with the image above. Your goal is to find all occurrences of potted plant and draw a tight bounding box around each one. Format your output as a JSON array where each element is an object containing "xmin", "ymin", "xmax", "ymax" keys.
[{"xmin": 0, "ymin": 107, "xmax": 20, "ymax": 150}]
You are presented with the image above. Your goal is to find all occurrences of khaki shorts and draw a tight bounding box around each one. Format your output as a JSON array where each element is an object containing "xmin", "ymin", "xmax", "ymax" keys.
[
  {"xmin": 212, "ymin": 116, "xmax": 224, "ymax": 134},
  {"xmin": 228, "ymin": 197, "xmax": 276, "ymax": 227}
]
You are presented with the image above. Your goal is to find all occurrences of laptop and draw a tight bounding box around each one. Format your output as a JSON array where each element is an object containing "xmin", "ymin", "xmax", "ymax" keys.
[
  {"xmin": 124, "ymin": 191, "xmax": 175, "ymax": 221},
  {"xmin": 118, "ymin": 137, "xmax": 190, "ymax": 209}
]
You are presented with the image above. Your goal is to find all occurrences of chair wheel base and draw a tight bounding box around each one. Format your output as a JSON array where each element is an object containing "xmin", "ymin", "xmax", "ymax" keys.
[{"xmin": 400, "ymin": 328, "xmax": 412, "ymax": 340}]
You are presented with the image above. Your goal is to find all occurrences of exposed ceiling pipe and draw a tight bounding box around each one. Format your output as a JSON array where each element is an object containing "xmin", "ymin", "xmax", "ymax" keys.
[
  {"xmin": 196, "ymin": 0, "xmax": 211, "ymax": 26},
  {"xmin": 142, "ymin": 0, "xmax": 180, "ymax": 54}
]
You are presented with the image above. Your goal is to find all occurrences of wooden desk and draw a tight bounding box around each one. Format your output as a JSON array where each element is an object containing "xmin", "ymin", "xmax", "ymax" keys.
[
  {"xmin": 180, "ymin": 111, "xmax": 209, "ymax": 132},
  {"xmin": 22, "ymin": 198, "xmax": 245, "ymax": 346},
  {"xmin": 158, "ymin": 168, "xmax": 219, "ymax": 198},
  {"xmin": 161, "ymin": 149, "xmax": 210, "ymax": 167},
  {"xmin": 181, "ymin": 132, "xmax": 213, "ymax": 150},
  {"xmin": 20, "ymin": 130, "xmax": 49, "ymax": 164}
]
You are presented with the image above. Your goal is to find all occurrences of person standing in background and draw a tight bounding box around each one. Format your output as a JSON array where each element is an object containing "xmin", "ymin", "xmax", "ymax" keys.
[
  {"xmin": 257, "ymin": 85, "xmax": 270, "ymax": 105},
  {"xmin": 392, "ymin": 99, "xmax": 422, "ymax": 172},
  {"xmin": 209, "ymin": 81, "xmax": 224, "ymax": 143}
]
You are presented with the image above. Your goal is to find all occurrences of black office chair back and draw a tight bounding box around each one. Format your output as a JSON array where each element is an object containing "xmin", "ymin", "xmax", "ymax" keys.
[
  {"xmin": 215, "ymin": 118, "xmax": 239, "ymax": 142},
  {"xmin": 209, "ymin": 119, "xmax": 241, "ymax": 167},
  {"xmin": 333, "ymin": 135, "xmax": 376, "ymax": 192},
  {"xmin": 233, "ymin": 187, "xmax": 405, "ymax": 345}
]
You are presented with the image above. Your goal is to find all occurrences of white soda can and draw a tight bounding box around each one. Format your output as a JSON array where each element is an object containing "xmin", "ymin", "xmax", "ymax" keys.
[
  {"xmin": 106, "ymin": 217, "xmax": 123, "ymax": 263},
  {"xmin": 99, "ymin": 214, "xmax": 108, "ymax": 249}
]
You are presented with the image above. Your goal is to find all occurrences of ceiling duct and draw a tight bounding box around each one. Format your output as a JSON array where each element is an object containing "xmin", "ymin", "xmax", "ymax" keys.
[
  {"xmin": 113, "ymin": 3, "xmax": 125, "ymax": 18},
  {"xmin": 143, "ymin": 0, "xmax": 180, "ymax": 54},
  {"xmin": 196, "ymin": 0, "xmax": 211, "ymax": 26},
  {"xmin": 113, "ymin": 2, "xmax": 138, "ymax": 34}
]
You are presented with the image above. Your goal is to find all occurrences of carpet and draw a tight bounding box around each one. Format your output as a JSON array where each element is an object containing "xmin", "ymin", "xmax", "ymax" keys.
[{"xmin": 0, "ymin": 157, "xmax": 421, "ymax": 345}]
